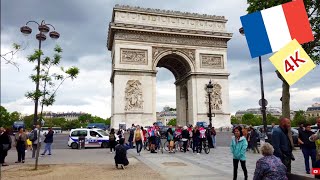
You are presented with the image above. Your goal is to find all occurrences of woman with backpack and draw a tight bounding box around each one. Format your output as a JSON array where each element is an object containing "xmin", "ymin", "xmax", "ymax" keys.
[
  {"xmin": 231, "ymin": 126, "xmax": 248, "ymax": 180},
  {"xmin": 109, "ymin": 128, "xmax": 116, "ymax": 153},
  {"xmin": 14, "ymin": 127, "xmax": 27, "ymax": 163}
]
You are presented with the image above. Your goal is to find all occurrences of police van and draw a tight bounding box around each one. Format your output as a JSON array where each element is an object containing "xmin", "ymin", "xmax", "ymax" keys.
[{"xmin": 68, "ymin": 128, "xmax": 118, "ymax": 149}]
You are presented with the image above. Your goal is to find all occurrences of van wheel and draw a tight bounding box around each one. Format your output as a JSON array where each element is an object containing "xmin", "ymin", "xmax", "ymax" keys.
[
  {"xmin": 101, "ymin": 142, "xmax": 108, "ymax": 148},
  {"xmin": 71, "ymin": 142, "xmax": 78, "ymax": 149}
]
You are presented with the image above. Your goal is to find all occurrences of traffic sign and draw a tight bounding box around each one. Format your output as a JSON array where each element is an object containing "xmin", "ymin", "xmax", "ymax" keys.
[{"xmin": 259, "ymin": 99, "xmax": 268, "ymax": 107}]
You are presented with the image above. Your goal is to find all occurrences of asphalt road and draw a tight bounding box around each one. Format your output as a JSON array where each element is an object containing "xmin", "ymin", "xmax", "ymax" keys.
[{"xmin": 40, "ymin": 131, "xmax": 234, "ymax": 149}]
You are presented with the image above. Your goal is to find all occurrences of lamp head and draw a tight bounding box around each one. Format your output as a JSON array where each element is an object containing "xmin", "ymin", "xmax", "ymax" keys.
[
  {"xmin": 39, "ymin": 24, "xmax": 50, "ymax": 33},
  {"xmin": 36, "ymin": 33, "xmax": 46, "ymax": 41},
  {"xmin": 239, "ymin": 27, "xmax": 245, "ymax": 36},
  {"xmin": 20, "ymin": 26, "xmax": 32, "ymax": 36},
  {"xmin": 207, "ymin": 80, "xmax": 213, "ymax": 93},
  {"xmin": 49, "ymin": 31, "xmax": 60, "ymax": 39}
]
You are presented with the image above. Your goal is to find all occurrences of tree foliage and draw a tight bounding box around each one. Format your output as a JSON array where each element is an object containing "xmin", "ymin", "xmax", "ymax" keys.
[
  {"xmin": 291, "ymin": 110, "xmax": 307, "ymax": 127},
  {"xmin": 167, "ymin": 118, "xmax": 177, "ymax": 126},
  {"xmin": 0, "ymin": 43, "xmax": 24, "ymax": 71},
  {"xmin": 25, "ymin": 45, "xmax": 79, "ymax": 122},
  {"xmin": 231, "ymin": 115, "xmax": 241, "ymax": 124}
]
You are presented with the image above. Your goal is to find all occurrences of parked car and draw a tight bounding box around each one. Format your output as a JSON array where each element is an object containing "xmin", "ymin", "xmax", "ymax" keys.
[
  {"xmin": 68, "ymin": 128, "xmax": 118, "ymax": 149},
  {"xmin": 256, "ymin": 125, "xmax": 299, "ymax": 146},
  {"xmin": 311, "ymin": 125, "xmax": 318, "ymax": 133}
]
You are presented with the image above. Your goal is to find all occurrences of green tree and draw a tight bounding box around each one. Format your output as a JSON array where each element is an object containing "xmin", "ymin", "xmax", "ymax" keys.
[
  {"xmin": 308, "ymin": 116, "xmax": 317, "ymax": 125},
  {"xmin": 246, "ymin": 0, "xmax": 319, "ymax": 119},
  {"xmin": 241, "ymin": 113, "xmax": 260, "ymax": 126},
  {"xmin": 0, "ymin": 106, "xmax": 11, "ymax": 128},
  {"xmin": 266, "ymin": 114, "xmax": 279, "ymax": 125},
  {"xmin": 26, "ymin": 45, "xmax": 79, "ymax": 122},
  {"xmin": 64, "ymin": 120, "xmax": 82, "ymax": 130},
  {"xmin": 78, "ymin": 114, "xmax": 92, "ymax": 124},
  {"xmin": 105, "ymin": 118, "xmax": 111, "ymax": 125},
  {"xmin": 231, "ymin": 115, "xmax": 241, "ymax": 124},
  {"xmin": 292, "ymin": 110, "xmax": 306, "ymax": 127},
  {"xmin": 22, "ymin": 115, "xmax": 34, "ymax": 130},
  {"xmin": 167, "ymin": 118, "xmax": 177, "ymax": 126}
]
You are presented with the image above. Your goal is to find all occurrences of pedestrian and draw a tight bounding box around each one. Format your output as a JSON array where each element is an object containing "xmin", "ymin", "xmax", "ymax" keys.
[
  {"xmin": 133, "ymin": 125, "xmax": 144, "ymax": 155},
  {"xmin": 249, "ymin": 127, "xmax": 259, "ymax": 153},
  {"xmin": 114, "ymin": 138, "xmax": 129, "ymax": 169},
  {"xmin": 0, "ymin": 127, "xmax": 11, "ymax": 166},
  {"xmin": 198, "ymin": 125, "xmax": 206, "ymax": 154},
  {"xmin": 109, "ymin": 128, "xmax": 116, "ymax": 153},
  {"xmin": 253, "ymin": 142, "xmax": 287, "ymax": 180},
  {"xmin": 148, "ymin": 123, "xmax": 157, "ymax": 153},
  {"xmin": 211, "ymin": 127, "xmax": 217, "ymax": 148},
  {"xmin": 141, "ymin": 127, "xmax": 147, "ymax": 149},
  {"xmin": 192, "ymin": 126, "xmax": 200, "ymax": 153},
  {"xmin": 41, "ymin": 127, "xmax": 54, "ymax": 156},
  {"xmin": 167, "ymin": 126, "xmax": 174, "ymax": 153},
  {"xmin": 187, "ymin": 125, "xmax": 193, "ymax": 149},
  {"xmin": 230, "ymin": 126, "xmax": 248, "ymax": 180},
  {"xmin": 181, "ymin": 126, "xmax": 189, "ymax": 153},
  {"xmin": 128, "ymin": 124, "xmax": 135, "ymax": 149},
  {"xmin": 31, "ymin": 125, "xmax": 42, "ymax": 159},
  {"xmin": 272, "ymin": 117, "xmax": 295, "ymax": 173},
  {"xmin": 14, "ymin": 127, "xmax": 27, "ymax": 163},
  {"xmin": 259, "ymin": 128, "xmax": 267, "ymax": 146},
  {"xmin": 298, "ymin": 123, "xmax": 316, "ymax": 174}
]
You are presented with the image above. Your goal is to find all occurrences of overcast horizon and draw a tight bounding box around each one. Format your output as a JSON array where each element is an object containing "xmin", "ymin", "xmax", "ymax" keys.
[{"xmin": 1, "ymin": 0, "xmax": 319, "ymax": 119}]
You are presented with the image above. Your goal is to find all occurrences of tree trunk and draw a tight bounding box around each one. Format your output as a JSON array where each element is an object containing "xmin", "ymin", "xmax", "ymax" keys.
[{"xmin": 276, "ymin": 71, "xmax": 294, "ymax": 148}]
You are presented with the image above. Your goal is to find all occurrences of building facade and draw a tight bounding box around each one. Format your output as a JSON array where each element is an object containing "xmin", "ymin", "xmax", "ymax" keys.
[
  {"xmin": 306, "ymin": 103, "xmax": 320, "ymax": 118},
  {"xmin": 43, "ymin": 111, "xmax": 86, "ymax": 121}
]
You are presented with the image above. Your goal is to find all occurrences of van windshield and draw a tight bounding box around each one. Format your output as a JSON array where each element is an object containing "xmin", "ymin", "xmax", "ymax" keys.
[{"xmin": 96, "ymin": 130, "xmax": 108, "ymax": 136}]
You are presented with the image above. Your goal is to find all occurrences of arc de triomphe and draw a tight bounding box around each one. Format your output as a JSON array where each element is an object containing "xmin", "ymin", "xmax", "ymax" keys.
[{"xmin": 107, "ymin": 5, "xmax": 232, "ymax": 129}]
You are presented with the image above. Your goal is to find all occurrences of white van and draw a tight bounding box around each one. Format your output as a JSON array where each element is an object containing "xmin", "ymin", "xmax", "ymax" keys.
[{"xmin": 68, "ymin": 128, "xmax": 118, "ymax": 149}]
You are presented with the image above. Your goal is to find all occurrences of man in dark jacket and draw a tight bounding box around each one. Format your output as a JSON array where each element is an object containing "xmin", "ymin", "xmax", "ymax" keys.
[
  {"xmin": 41, "ymin": 127, "xmax": 54, "ymax": 155},
  {"xmin": 272, "ymin": 117, "xmax": 294, "ymax": 173},
  {"xmin": 298, "ymin": 123, "xmax": 316, "ymax": 174},
  {"xmin": 0, "ymin": 127, "xmax": 11, "ymax": 166},
  {"xmin": 115, "ymin": 138, "xmax": 129, "ymax": 169}
]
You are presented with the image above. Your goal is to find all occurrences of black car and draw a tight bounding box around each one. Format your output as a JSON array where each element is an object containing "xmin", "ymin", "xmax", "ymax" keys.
[{"xmin": 256, "ymin": 125, "xmax": 299, "ymax": 146}]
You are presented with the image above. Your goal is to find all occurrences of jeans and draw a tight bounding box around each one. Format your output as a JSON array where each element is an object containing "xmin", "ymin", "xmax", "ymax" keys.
[
  {"xmin": 302, "ymin": 147, "xmax": 317, "ymax": 172},
  {"xmin": 233, "ymin": 159, "xmax": 248, "ymax": 180},
  {"xmin": 211, "ymin": 135, "xmax": 216, "ymax": 147},
  {"xmin": 136, "ymin": 140, "xmax": 142, "ymax": 153},
  {"xmin": 17, "ymin": 142, "xmax": 26, "ymax": 162},
  {"xmin": 32, "ymin": 143, "xmax": 41, "ymax": 158},
  {"xmin": 43, "ymin": 143, "xmax": 52, "ymax": 155},
  {"xmin": 192, "ymin": 138, "xmax": 199, "ymax": 152}
]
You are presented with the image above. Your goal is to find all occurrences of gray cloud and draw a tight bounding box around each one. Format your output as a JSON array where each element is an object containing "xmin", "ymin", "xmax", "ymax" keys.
[{"xmin": 313, "ymin": 97, "xmax": 320, "ymax": 102}]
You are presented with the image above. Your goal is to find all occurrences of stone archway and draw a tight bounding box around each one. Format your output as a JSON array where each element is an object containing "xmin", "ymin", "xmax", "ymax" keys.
[
  {"xmin": 107, "ymin": 5, "xmax": 233, "ymax": 128},
  {"xmin": 154, "ymin": 51, "xmax": 193, "ymax": 126}
]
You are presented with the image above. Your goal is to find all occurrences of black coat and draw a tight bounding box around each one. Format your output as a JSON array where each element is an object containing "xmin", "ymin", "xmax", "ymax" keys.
[
  {"xmin": 114, "ymin": 144, "xmax": 129, "ymax": 166},
  {"xmin": 182, "ymin": 129, "xmax": 189, "ymax": 139},
  {"xmin": 0, "ymin": 132, "xmax": 11, "ymax": 150},
  {"xmin": 44, "ymin": 130, "xmax": 54, "ymax": 143}
]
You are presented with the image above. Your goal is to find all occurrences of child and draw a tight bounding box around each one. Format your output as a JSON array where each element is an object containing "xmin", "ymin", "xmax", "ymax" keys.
[{"xmin": 25, "ymin": 130, "xmax": 32, "ymax": 151}]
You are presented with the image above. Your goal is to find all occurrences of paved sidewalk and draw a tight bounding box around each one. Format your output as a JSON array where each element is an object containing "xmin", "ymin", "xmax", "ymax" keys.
[
  {"xmin": 128, "ymin": 147, "xmax": 314, "ymax": 180},
  {"xmin": 2, "ymin": 147, "xmax": 315, "ymax": 179}
]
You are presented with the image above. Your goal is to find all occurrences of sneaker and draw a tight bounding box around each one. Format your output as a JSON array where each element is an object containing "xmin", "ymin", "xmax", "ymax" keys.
[
  {"xmin": 48, "ymin": 154, "xmax": 51, "ymax": 155},
  {"xmin": 2, "ymin": 163, "xmax": 8, "ymax": 166},
  {"xmin": 22, "ymin": 160, "xmax": 25, "ymax": 163},
  {"xmin": 41, "ymin": 153, "xmax": 45, "ymax": 156},
  {"xmin": 306, "ymin": 171, "xmax": 310, "ymax": 174},
  {"xmin": 197, "ymin": 153, "xmax": 200, "ymax": 155},
  {"xmin": 120, "ymin": 164, "xmax": 125, "ymax": 169},
  {"xmin": 15, "ymin": 161, "xmax": 20, "ymax": 163},
  {"xmin": 110, "ymin": 152, "xmax": 113, "ymax": 154}
]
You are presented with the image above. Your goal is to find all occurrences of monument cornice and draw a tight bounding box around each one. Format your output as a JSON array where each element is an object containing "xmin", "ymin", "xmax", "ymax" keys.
[
  {"xmin": 110, "ymin": 69, "xmax": 157, "ymax": 83},
  {"xmin": 175, "ymin": 72, "xmax": 230, "ymax": 85},
  {"xmin": 113, "ymin": 4, "xmax": 227, "ymax": 22},
  {"xmin": 107, "ymin": 28, "xmax": 231, "ymax": 50}
]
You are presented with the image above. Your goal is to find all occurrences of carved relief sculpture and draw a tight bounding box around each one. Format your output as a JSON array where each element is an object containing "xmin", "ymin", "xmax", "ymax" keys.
[
  {"xmin": 200, "ymin": 54, "xmax": 224, "ymax": 69},
  {"xmin": 205, "ymin": 83, "xmax": 223, "ymax": 111},
  {"xmin": 124, "ymin": 80, "xmax": 144, "ymax": 111},
  {"xmin": 120, "ymin": 49, "xmax": 148, "ymax": 65}
]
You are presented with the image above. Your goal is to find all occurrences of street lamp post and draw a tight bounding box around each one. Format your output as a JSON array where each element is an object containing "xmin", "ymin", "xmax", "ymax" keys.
[
  {"xmin": 20, "ymin": 20, "xmax": 60, "ymax": 126},
  {"xmin": 239, "ymin": 27, "xmax": 267, "ymax": 133},
  {"xmin": 206, "ymin": 80, "xmax": 214, "ymax": 128}
]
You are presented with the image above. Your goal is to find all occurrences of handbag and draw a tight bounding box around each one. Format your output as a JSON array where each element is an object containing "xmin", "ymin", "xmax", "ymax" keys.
[{"xmin": 2, "ymin": 144, "xmax": 10, "ymax": 151}]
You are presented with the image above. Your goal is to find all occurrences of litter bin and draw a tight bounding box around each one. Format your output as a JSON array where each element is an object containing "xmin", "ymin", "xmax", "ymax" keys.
[{"xmin": 79, "ymin": 135, "xmax": 85, "ymax": 149}]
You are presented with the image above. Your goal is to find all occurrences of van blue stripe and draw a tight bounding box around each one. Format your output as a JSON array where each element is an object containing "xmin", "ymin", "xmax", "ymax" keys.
[{"xmin": 240, "ymin": 11, "xmax": 272, "ymax": 58}]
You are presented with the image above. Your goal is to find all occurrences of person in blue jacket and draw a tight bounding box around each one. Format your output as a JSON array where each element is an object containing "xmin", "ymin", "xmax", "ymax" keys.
[{"xmin": 231, "ymin": 126, "xmax": 248, "ymax": 180}]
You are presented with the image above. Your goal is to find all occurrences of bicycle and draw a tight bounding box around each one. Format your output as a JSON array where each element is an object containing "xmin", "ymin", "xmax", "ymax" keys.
[{"xmin": 199, "ymin": 140, "xmax": 210, "ymax": 154}]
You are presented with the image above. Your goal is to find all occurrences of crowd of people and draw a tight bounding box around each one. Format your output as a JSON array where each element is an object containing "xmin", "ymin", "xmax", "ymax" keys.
[
  {"xmin": 0, "ymin": 125, "xmax": 54, "ymax": 166},
  {"xmin": 230, "ymin": 117, "xmax": 320, "ymax": 180}
]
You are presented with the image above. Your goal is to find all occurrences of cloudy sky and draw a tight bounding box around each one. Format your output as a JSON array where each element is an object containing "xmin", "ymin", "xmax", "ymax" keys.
[{"xmin": 1, "ymin": 0, "xmax": 319, "ymax": 119}]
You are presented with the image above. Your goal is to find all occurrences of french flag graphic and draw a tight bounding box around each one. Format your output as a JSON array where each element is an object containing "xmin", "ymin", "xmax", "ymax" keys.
[{"xmin": 240, "ymin": 0, "xmax": 314, "ymax": 58}]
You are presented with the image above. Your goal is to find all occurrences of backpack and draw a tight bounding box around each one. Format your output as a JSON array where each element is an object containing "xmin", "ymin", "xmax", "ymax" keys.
[
  {"xmin": 109, "ymin": 133, "xmax": 115, "ymax": 141},
  {"xmin": 29, "ymin": 130, "xmax": 38, "ymax": 142}
]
